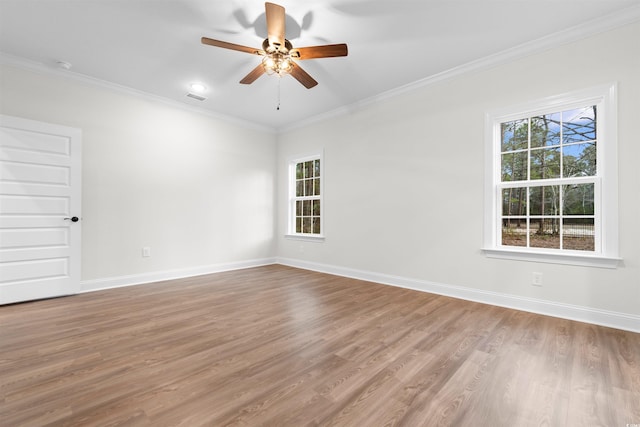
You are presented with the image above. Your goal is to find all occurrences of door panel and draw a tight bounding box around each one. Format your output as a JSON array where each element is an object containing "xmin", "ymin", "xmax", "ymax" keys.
[
  {"xmin": 2, "ymin": 161, "xmax": 70, "ymax": 185},
  {"xmin": 0, "ymin": 227, "xmax": 69, "ymax": 248},
  {"xmin": 0, "ymin": 115, "xmax": 81, "ymax": 304}
]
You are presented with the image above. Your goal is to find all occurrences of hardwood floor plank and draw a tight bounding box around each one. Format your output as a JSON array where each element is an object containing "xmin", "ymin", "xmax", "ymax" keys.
[{"xmin": 1, "ymin": 265, "xmax": 638, "ymax": 426}]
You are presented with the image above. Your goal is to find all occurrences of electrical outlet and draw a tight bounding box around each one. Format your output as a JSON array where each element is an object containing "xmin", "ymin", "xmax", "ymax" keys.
[
  {"xmin": 532, "ymin": 272, "xmax": 543, "ymax": 287},
  {"xmin": 142, "ymin": 246, "xmax": 151, "ymax": 257}
]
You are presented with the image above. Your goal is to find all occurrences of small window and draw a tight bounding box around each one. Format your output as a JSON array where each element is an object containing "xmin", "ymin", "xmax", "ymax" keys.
[
  {"xmin": 483, "ymin": 85, "xmax": 619, "ymax": 267},
  {"xmin": 288, "ymin": 154, "xmax": 323, "ymax": 239}
]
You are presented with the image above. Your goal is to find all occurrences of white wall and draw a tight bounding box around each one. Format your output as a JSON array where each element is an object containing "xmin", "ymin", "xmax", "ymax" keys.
[
  {"xmin": 277, "ymin": 21, "xmax": 640, "ymax": 322},
  {"xmin": 0, "ymin": 64, "xmax": 277, "ymax": 285}
]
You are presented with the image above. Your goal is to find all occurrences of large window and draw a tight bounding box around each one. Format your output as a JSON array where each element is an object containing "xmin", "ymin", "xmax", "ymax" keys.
[
  {"xmin": 288, "ymin": 154, "xmax": 323, "ymax": 238},
  {"xmin": 483, "ymin": 85, "xmax": 619, "ymax": 267}
]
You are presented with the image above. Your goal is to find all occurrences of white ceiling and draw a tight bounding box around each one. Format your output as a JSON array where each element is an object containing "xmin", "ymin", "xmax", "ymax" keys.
[{"xmin": 1, "ymin": 0, "xmax": 639, "ymax": 131}]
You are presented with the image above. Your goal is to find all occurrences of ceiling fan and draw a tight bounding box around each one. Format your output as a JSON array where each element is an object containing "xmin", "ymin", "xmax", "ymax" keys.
[{"xmin": 201, "ymin": 2, "xmax": 348, "ymax": 89}]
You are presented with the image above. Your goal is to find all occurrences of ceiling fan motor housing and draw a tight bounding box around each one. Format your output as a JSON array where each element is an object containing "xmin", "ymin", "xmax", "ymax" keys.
[{"xmin": 262, "ymin": 38, "xmax": 292, "ymax": 54}]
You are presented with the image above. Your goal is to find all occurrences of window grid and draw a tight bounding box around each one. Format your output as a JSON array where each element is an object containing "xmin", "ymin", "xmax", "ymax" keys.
[
  {"xmin": 498, "ymin": 105, "xmax": 597, "ymax": 252},
  {"xmin": 292, "ymin": 158, "xmax": 321, "ymax": 235},
  {"xmin": 500, "ymin": 183, "xmax": 597, "ymax": 251}
]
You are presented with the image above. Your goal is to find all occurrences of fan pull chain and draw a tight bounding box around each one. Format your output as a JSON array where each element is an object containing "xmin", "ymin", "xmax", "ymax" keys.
[{"xmin": 276, "ymin": 77, "xmax": 281, "ymax": 111}]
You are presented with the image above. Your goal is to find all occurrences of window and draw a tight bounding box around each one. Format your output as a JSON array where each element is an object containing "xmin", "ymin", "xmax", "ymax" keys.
[
  {"xmin": 288, "ymin": 154, "xmax": 323, "ymax": 239},
  {"xmin": 483, "ymin": 85, "xmax": 619, "ymax": 268}
]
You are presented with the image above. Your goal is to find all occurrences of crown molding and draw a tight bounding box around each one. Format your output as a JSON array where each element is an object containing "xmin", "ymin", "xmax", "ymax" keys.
[
  {"xmin": 280, "ymin": 4, "xmax": 640, "ymax": 133},
  {"xmin": 0, "ymin": 52, "xmax": 276, "ymax": 134}
]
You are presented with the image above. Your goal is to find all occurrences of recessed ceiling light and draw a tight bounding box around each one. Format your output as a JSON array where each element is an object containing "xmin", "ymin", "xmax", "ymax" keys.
[{"xmin": 190, "ymin": 83, "xmax": 207, "ymax": 93}]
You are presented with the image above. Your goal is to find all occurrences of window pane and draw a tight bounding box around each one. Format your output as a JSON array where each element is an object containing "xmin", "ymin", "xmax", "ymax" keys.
[
  {"xmin": 296, "ymin": 200, "xmax": 302, "ymax": 216},
  {"xmin": 303, "ymin": 217, "xmax": 312, "ymax": 233},
  {"xmin": 563, "ymin": 106, "xmax": 596, "ymax": 143},
  {"xmin": 304, "ymin": 161, "xmax": 313, "ymax": 178},
  {"xmin": 563, "ymin": 183, "xmax": 594, "ymax": 215},
  {"xmin": 563, "ymin": 142, "xmax": 596, "ymax": 177},
  {"xmin": 312, "ymin": 217, "xmax": 321, "ymax": 234},
  {"xmin": 296, "ymin": 180, "xmax": 304, "ymax": 197},
  {"xmin": 502, "ymin": 218, "xmax": 527, "ymax": 247},
  {"xmin": 501, "ymin": 152, "xmax": 527, "ymax": 181},
  {"xmin": 502, "ymin": 187, "xmax": 527, "ymax": 216},
  {"xmin": 305, "ymin": 179, "xmax": 313, "ymax": 196},
  {"xmin": 501, "ymin": 119, "xmax": 528, "ymax": 152},
  {"xmin": 313, "ymin": 200, "xmax": 321, "ymax": 216},
  {"xmin": 313, "ymin": 178, "xmax": 320, "ymax": 196},
  {"xmin": 530, "ymin": 147, "xmax": 560, "ymax": 180},
  {"xmin": 530, "ymin": 218, "xmax": 560, "ymax": 249},
  {"xmin": 530, "ymin": 186, "xmax": 559, "ymax": 215},
  {"xmin": 303, "ymin": 200, "xmax": 311, "ymax": 216},
  {"xmin": 314, "ymin": 159, "xmax": 321, "ymax": 177},
  {"xmin": 563, "ymin": 218, "xmax": 594, "ymax": 251},
  {"xmin": 531, "ymin": 113, "xmax": 561, "ymax": 148},
  {"xmin": 296, "ymin": 162, "xmax": 304, "ymax": 179},
  {"xmin": 296, "ymin": 217, "xmax": 302, "ymax": 233}
]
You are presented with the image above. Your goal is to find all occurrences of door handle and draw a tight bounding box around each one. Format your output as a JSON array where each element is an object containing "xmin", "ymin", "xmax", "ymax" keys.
[{"xmin": 64, "ymin": 216, "xmax": 80, "ymax": 222}]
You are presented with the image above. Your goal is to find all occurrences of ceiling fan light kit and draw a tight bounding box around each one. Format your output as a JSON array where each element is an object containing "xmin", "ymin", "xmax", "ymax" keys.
[
  {"xmin": 261, "ymin": 38, "xmax": 293, "ymax": 76},
  {"xmin": 201, "ymin": 2, "xmax": 348, "ymax": 89}
]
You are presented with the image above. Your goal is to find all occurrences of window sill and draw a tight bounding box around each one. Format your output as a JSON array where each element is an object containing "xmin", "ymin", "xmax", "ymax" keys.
[
  {"xmin": 285, "ymin": 234, "xmax": 325, "ymax": 243},
  {"xmin": 481, "ymin": 247, "xmax": 621, "ymax": 269}
]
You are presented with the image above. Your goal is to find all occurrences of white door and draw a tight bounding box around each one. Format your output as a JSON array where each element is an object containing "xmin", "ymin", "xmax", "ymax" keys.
[{"xmin": 0, "ymin": 115, "xmax": 82, "ymax": 304}]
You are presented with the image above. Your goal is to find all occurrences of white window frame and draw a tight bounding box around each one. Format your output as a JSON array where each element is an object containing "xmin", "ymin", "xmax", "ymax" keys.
[
  {"xmin": 482, "ymin": 84, "xmax": 620, "ymax": 268},
  {"xmin": 285, "ymin": 152, "xmax": 325, "ymax": 242}
]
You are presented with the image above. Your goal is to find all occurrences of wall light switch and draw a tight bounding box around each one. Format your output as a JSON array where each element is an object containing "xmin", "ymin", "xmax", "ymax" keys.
[{"xmin": 142, "ymin": 246, "xmax": 151, "ymax": 257}]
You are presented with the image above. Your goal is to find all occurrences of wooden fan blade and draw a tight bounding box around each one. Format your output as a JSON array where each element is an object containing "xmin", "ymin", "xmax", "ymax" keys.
[
  {"xmin": 291, "ymin": 44, "xmax": 348, "ymax": 60},
  {"xmin": 289, "ymin": 63, "xmax": 318, "ymax": 89},
  {"xmin": 265, "ymin": 2, "xmax": 285, "ymax": 49},
  {"xmin": 239, "ymin": 64, "xmax": 266, "ymax": 84},
  {"xmin": 201, "ymin": 37, "xmax": 263, "ymax": 55}
]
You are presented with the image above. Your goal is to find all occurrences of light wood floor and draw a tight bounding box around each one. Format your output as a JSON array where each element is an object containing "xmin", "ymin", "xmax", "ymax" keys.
[{"xmin": 1, "ymin": 265, "xmax": 639, "ymax": 426}]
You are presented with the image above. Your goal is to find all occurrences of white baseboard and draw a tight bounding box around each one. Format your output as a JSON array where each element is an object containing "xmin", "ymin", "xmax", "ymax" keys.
[
  {"xmin": 80, "ymin": 257, "xmax": 277, "ymax": 293},
  {"xmin": 79, "ymin": 256, "xmax": 638, "ymax": 333},
  {"xmin": 277, "ymin": 257, "xmax": 640, "ymax": 333}
]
